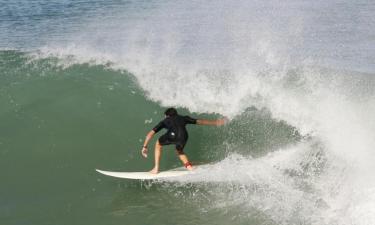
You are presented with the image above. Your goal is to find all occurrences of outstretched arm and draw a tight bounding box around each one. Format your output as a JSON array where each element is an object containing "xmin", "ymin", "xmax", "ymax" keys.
[
  {"xmin": 196, "ymin": 118, "xmax": 227, "ymax": 126},
  {"xmin": 141, "ymin": 130, "xmax": 155, "ymax": 158}
]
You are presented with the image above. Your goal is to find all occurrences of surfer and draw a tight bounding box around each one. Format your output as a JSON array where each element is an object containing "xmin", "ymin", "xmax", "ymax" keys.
[{"xmin": 141, "ymin": 108, "xmax": 227, "ymax": 174}]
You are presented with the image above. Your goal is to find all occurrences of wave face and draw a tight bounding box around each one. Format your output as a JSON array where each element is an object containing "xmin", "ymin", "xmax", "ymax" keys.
[{"xmin": 1, "ymin": 1, "xmax": 375, "ymax": 225}]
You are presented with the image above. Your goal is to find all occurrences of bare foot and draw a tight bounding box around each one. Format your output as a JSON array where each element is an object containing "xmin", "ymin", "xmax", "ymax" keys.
[
  {"xmin": 186, "ymin": 165, "xmax": 193, "ymax": 171},
  {"xmin": 149, "ymin": 168, "xmax": 159, "ymax": 174}
]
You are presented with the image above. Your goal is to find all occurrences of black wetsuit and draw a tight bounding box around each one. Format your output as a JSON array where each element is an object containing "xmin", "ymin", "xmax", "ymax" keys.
[{"xmin": 152, "ymin": 115, "xmax": 197, "ymax": 152}]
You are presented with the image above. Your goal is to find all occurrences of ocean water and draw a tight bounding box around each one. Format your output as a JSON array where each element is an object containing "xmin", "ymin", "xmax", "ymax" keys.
[{"xmin": 1, "ymin": 1, "xmax": 375, "ymax": 225}]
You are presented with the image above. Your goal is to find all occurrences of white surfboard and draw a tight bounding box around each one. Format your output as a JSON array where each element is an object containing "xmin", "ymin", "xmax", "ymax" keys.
[{"xmin": 95, "ymin": 169, "xmax": 193, "ymax": 180}]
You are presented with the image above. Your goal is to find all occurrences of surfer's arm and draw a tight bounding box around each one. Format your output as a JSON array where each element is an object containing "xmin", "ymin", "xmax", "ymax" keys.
[
  {"xmin": 141, "ymin": 130, "xmax": 155, "ymax": 158},
  {"xmin": 196, "ymin": 118, "xmax": 227, "ymax": 126},
  {"xmin": 143, "ymin": 130, "xmax": 155, "ymax": 147}
]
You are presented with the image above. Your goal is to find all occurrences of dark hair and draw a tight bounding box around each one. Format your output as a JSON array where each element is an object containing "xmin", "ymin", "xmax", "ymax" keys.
[{"xmin": 164, "ymin": 108, "xmax": 178, "ymax": 117}]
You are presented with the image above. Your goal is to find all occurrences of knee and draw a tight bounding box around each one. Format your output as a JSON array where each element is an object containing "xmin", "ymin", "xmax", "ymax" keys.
[
  {"xmin": 176, "ymin": 149, "xmax": 184, "ymax": 155},
  {"xmin": 155, "ymin": 141, "xmax": 163, "ymax": 151}
]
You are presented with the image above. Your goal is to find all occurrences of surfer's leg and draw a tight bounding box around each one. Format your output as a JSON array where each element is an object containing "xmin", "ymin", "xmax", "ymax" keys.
[
  {"xmin": 176, "ymin": 147, "xmax": 193, "ymax": 171},
  {"xmin": 176, "ymin": 153, "xmax": 193, "ymax": 171},
  {"xmin": 150, "ymin": 141, "xmax": 162, "ymax": 174}
]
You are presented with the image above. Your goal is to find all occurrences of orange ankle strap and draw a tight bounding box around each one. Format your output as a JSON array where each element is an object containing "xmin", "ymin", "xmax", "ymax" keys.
[{"xmin": 184, "ymin": 161, "xmax": 192, "ymax": 168}]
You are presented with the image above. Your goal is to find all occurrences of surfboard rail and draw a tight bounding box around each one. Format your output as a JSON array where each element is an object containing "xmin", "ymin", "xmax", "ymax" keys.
[{"xmin": 95, "ymin": 169, "xmax": 192, "ymax": 180}]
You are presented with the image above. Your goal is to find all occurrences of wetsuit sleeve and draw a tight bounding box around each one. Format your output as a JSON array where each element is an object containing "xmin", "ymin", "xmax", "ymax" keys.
[
  {"xmin": 152, "ymin": 121, "xmax": 165, "ymax": 133},
  {"xmin": 184, "ymin": 116, "xmax": 197, "ymax": 124}
]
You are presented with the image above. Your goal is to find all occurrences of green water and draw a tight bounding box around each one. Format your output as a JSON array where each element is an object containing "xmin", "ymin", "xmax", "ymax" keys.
[{"xmin": 0, "ymin": 51, "xmax": 300, "ymax": 225}]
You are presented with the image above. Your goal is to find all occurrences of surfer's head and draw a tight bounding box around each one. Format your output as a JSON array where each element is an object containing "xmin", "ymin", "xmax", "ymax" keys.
[{"xmin": 164, "ymin": 108, "xmax": 178, "ymax": 117}]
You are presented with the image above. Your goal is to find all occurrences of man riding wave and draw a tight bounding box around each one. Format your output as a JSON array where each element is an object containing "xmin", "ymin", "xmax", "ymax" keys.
[{"xmin": 141, "ymin": 108, "xmax": 227, "ymax": 174}]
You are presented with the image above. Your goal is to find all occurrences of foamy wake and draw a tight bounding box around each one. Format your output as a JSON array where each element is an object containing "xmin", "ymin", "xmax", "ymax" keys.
[{"xmin": 163, "ymin": 137, "xmax": 375, "ymax": 225}]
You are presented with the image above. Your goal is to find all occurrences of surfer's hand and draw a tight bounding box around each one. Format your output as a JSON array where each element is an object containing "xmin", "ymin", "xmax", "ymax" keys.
[{"xmin": 141, "ymin": 147, "xmax": 148, "ymax": 158}]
